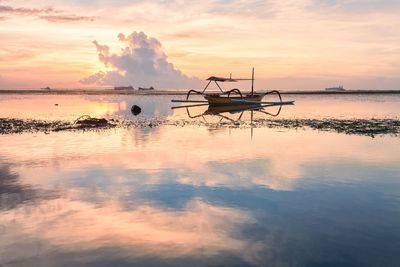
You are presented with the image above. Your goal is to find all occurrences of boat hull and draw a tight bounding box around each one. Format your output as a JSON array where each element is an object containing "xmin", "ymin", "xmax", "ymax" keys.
[
  {"xmin": 204, "ymin": 94, "xmax": 263, "ymax": 106},
  {"xmin": 206, "ymin": 104, "xmax": 261, "ymax": 114}
]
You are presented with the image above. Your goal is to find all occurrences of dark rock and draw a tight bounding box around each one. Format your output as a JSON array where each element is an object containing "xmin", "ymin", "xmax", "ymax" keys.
[
  {"xmin": 75, "ymin": 118, "xmax": 108, "ymax": 126},
  {"xmin": 131, "ymin": 105, "xmax": 141, "ymax": 116}
]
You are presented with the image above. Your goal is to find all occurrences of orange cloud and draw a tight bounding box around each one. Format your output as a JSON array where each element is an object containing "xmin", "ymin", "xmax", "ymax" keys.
[{"xmin": 0, "ymin": 3, "xmax": 94, "ymax": 22}]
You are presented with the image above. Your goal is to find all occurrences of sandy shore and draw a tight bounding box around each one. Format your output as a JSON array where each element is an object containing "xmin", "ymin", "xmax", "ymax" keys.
[{"xmin": 0, "ymin": 89, "xmax": 400, "ymax": 95}]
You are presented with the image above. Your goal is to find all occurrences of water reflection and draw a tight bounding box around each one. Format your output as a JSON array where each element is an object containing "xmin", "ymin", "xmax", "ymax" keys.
[
  {"xmin": 0, "ymin": 161, "xmax": 57, "ymax": 211},
  {"xmin": 179, "ymin": 103, "xmax": 284, "ymax": 125},
  {"xmin": 1, "ymin": 196, "xmax": 258, "ymax": 265},
  {"xmin": 0, "ymin": 94, "xmax": 400, "ymax": 121},
  {"xmin": 1, "ymin": 94, "xmax": 400, "ymax": 266},
  {"xmin": 1, "ymin": 132, "xmax": 399, "ymax": 266},
  {"xmin": 0, "ymin": 162, "xmax": 35, "ymax": 210},
  {"xmin": 0, "ymin": 95, "xmax": 173, "ymax": 121},
  {"xmin": 169, "ymin": 94, "xmax": 400, "ymax": 121},
  {"xmin": 1, "ymin": 128, "xmax": 399, "ymax": 191}
]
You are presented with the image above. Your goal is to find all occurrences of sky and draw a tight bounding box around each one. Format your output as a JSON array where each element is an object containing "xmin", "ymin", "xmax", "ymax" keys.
[{"xmin": 0, "ymin": 0, "xmax": 399, "ymax": 90}]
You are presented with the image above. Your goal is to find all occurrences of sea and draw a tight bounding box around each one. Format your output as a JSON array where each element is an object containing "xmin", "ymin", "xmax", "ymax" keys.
[{"xmin": 0, "ymin": 93, "xmax": 399, "ymax": 267}]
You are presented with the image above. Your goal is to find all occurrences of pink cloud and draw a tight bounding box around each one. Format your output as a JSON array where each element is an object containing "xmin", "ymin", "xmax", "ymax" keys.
[
  {"xmin": 81, "ymin": 31, "xmax": 201, "ymax": 89},
  {"xmin": 0, "ymin": 3, "xmax": 94, "ymax": 23},
  {"xmin": 39, "ymin": 15, "xmax": 95, "ymax": 22}
]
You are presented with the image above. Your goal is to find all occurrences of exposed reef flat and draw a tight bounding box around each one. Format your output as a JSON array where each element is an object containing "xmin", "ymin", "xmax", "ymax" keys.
[
  {"xmin": 0, "ymin": 89, "xmax": 400, "ymax": 95},
  {"xmin": 253, "ymin": 118, "xmax": 400, "ymax": 137},
  {"xmin": 0, "ymin": 118, "xmax": 116, "ymax": 134},
  {"xmin": 1, "ymin": 117, "xmax": 400, "ymax": 137}
]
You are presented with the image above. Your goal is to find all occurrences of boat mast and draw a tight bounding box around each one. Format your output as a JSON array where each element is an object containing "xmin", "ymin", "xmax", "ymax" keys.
[{"xmin": 251, "ymin": 67, "xmax": 254, "ymax": 95}]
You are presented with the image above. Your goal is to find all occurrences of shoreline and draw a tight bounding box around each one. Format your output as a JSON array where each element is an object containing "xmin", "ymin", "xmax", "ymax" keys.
[{"xmin": 1, "ymin": 89, "xmax": 400, "ymax": 96}]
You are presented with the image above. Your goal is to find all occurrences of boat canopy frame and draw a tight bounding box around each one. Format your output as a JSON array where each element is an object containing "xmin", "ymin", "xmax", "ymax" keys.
[
  {"xmin": 202, "ymin": 69, "xmax": 255, "ymax": 94},
  {"xmin": 187, "ymin": 88, "xmax": 243, "ymax": 100}
]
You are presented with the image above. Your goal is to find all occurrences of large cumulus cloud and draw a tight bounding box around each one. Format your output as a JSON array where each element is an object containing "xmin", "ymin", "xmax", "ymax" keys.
[{"xmin": 81, "ymin": 31, "xmax": 200, "ymax": 89}]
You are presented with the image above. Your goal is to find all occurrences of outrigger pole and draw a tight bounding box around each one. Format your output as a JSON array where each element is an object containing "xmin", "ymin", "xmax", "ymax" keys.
[
  {"xmin": 171, "ymin": 99, "xmax": 294, "ymax": 105},
  {"xmin": 251, "ymin": 67, "xmax": 254, "ymax": 96}
]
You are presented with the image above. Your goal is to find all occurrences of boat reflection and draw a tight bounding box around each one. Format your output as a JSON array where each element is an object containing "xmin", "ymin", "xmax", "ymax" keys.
[{"xmin": 173, "ymin": 102, "xmax": 287, "ymax": 124}]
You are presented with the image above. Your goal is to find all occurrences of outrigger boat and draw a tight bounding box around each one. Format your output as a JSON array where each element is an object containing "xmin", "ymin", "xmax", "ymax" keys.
[{"xmin": 171, "ymin": 68, "xmax": 294, "ymax": 107}]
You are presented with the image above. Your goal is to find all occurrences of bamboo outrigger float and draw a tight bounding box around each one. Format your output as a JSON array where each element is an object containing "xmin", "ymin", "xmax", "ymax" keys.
[{"xmin": 171, "ymin": 68, "xmax": 294, "ymax": 107}]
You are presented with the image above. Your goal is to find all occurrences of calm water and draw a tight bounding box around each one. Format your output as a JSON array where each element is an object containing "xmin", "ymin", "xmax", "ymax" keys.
[{"xmin": 1, "ymin": 94, "xmax": 400, "ymax": 267}]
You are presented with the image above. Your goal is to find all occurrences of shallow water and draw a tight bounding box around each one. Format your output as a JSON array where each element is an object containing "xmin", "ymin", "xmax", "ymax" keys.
[
  {"xmin": 1, "ymin": 94, "xmax": 400, "ymax": 267},
  {"xmin": 1, "ymin": 94, "xmax": 400, "ymax": 121}
]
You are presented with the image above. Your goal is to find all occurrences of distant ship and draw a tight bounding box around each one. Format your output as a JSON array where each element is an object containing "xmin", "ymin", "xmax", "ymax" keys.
[
  {"xmin": 114, "ymin": 85, "xmax": 134, "ymax": 90},
  {"xmin": 138, "ymin": 86, "xmax": 154, "ymax": 91},
  {"xmin": 325, "ymin": 86, "xmax": 345, "ymax": 92},
  {"xmin": 41, "ymin": 86, "xmax": 51, "ymax": 90}
]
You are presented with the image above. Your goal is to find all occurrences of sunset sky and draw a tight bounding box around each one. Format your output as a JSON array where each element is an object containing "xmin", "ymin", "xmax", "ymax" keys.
[{"xmin": 0, "ymin": 0, "xmax": 399, "ymax": 90}]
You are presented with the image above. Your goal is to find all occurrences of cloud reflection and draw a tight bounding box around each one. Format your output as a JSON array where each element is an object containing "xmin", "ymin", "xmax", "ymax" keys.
[
  {"xmin": 0, "ymin": 196, "xmax": 262, "ymax": 265},
  {"xmin": 0, "ymin": 161, "xmax": 57, "ymax": 210},
  {"xmin": 2, "ymin": 122, "xmax": 400, "ymax": 194}
]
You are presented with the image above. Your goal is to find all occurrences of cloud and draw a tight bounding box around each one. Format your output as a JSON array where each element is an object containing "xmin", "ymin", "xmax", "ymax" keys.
[
  {"xmin": 0, "ymin": 3, "xmax": 94, "ymax": 22},
  {"xmin": 0, "ymin": 5, "xmax": 55, "ymax": 15},
  {"xmin": 310, "ymin": 0, "xmax": 400, "ymax": 13},
  {"xmin": 81, "ymin": 31, "xmax": 201, "ymax": 89},
  {"xmin": 39, "ymin": 14, "xmax": 95, "ymax": 22},
  {"xmin": 207, "ymin": 0, "xmax": 276, "ymax": 18}
]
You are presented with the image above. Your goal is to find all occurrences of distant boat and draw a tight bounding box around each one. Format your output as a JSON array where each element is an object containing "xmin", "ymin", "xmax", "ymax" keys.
[
  {"xmin": 41, "ymin": 86, "xmax": 51, "ymax": 90},
  {"xmin": 114, "ymin": 85, "xmax": 134, "ymax": 90},
  {"xmin": 325, "ymin": 86, "xmax": 345, "ymax": 91},
  {"xmin": 138, "ymin": 86, "xmax": 154, "ymax": 91}
]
